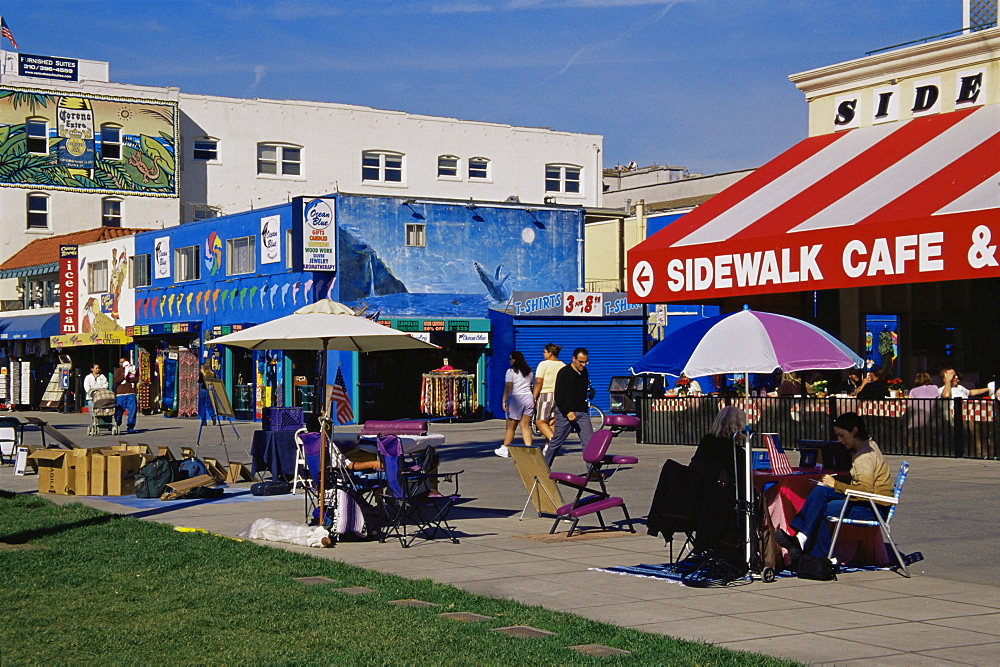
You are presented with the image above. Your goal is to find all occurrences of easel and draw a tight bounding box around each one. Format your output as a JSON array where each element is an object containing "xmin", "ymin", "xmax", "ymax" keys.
[
  {"xmin": 196, "ymin": 379, "xmax": 247, "ymax": 465},
  {"xmin": 508, "ymin": 445, "xmax": 564, "ymax": 519}
]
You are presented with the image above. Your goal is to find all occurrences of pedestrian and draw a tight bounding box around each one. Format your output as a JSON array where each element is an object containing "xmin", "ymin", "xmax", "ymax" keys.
[
  {"xmin": 495, "ymin": 351, "xmax": 534, "ymax": 458},
  {"xmin": 113, "ymin": 356, "xmax": 138, "ymax": 433},
  {"xmin": 543, "ymin": 347, "xmax": 593, "ymax": 466},
  {"xmin": 532, "ymin": 343, "xmax": 564, "ymax": 448},
  {"xmin": 83, "ymin": 363, "xmax": 108, "ymax": 410},
  {"xmin": 198, "ymin": 362, "xmax": 217, "ymax": 426}
]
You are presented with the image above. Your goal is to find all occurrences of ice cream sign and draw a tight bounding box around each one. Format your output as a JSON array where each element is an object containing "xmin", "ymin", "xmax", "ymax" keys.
[{"xmin": 302, "ymin": 198, "xmax": 335, "ymax": 271}]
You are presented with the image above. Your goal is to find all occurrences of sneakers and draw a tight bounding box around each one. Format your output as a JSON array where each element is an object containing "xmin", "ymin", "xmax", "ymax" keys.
[
  {"xmin": 494, "ymin": 446, "xmax": 510, "ymax": 458},
  {"xmin": 774, "ymin": 528, "xmax": 803, "ymax": 556}
]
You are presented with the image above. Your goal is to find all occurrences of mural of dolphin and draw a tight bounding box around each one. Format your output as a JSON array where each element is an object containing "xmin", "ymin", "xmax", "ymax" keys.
[
  {"xmin": 248, "ymin": 285, "xmax": 258, "ymax": 308},
  {"xmin": 212, "ymin": 289, "xmax": 220, "ymax": 311},
  {"xmin": 303, "ymin": 279, "xmax": 313, "ymax": 302},
  {"xmin": 292, "ymin": 281, "xmax": 301, "ymax": 305},
  {"xmin": 270, "ymin": 284, "xmax": 278, "ymax": 309},
  {"xmin": 474, "ymin": 261, "xmax": 512, "ymax": 302},
  {"xmin": 326, "ymin": 276, "xmax": 336, "ymax": 300},
  {"xmin": 281, "ymin": 282, "xmax": 291, "ymax": 307},
  {"xmin": 196, "ymin": 291, "xmax": 204, "ymax": 314},
  {"xmin": 260, "ymin": 285, "xmax": 268, "ymax": 308},
  {"xmin": 186, "ymin": 292, "xmax": 194, "ymax": 315}
]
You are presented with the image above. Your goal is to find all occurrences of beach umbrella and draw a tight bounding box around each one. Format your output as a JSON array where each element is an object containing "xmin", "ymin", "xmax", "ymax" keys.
[
  {"xmin": 631, "ymin": 306, "xmax": 863, "ymax": 377},
  {"xmin": 209, "ymin": 299, "xmax": 439, "ymax": 529}
]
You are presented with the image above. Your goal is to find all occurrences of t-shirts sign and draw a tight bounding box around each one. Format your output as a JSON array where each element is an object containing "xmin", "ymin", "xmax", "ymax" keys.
[{"xmin": 302, "ymin": 198, "xmax": 336, "ymax": 271}]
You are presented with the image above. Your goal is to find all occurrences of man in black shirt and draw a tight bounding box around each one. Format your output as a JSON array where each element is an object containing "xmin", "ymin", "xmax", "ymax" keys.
[{"xmin": 543, "ymin": 347, "xmax": 593, "ymax": 466}]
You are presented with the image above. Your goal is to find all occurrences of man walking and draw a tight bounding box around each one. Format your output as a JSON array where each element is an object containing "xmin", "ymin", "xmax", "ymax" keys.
[
  {"xmin": 543, "ymin": 347, "xmax": 593, "ymax": 466},
  {"xmin": 114, "ymin": 357, "xmax": 138, "ymax": 433}
]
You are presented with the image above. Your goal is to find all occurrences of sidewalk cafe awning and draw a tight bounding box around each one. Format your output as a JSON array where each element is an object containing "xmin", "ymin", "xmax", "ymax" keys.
[
  {"xmin": 0, "ymin": 310, "xmax": 59, "ymax": 340},
  {"xmin": 627, "ymin": 104, "xmax": 1000, "ymax": 303}
]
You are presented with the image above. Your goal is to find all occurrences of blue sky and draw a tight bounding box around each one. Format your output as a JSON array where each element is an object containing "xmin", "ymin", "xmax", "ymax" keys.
[{"xmin": 2, "ymin": 1, "xmax": 965, "ymax": 174}]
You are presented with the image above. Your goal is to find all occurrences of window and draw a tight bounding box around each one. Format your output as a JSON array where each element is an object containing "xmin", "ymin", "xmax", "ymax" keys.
[
  {"xmin": 88, "ymin": 260, "xmax": 109, "ymax": 294},
  {"xmin": 100, "ymin": 124, "xmax": 121, "ymax": 160},
  {"xmin": 437, "ymin": 155, "xmax": 459, "ymax": 178},
  {"xmin": 175, "ymin": 245, "xmax": 201, "ymax": 282},
  {"xmin": 102, "ymin": 197, "xmax": 122, "ymax": 227},
  {"xmin": 25, "ymin": 118, "xmax": 48, "ymax": 154},
  {"xmin": 468, "ymin": 157, "xmax": 490, "ymax": 180},
  {"xmin": 362, "ymin": 150, "xmax": 403, "ymax": 183},
  {"xmin": 130, "ymin": 254, "xmax": 151, "ymax": 288},
  {"xmin": 405, "ymin": 223, "xmax": 426, "ymax": 248},
  {"xmin": 257, "ymin": 143, "xmax": 301, "ymax": 176},
  {"xmin": 27, "ymin": 193, "xmax": 48, "ymax": 229},
  {"xmin": 193, "ymin": 207, "xmax": 219, "ymax": 222},
  {"xmin": 193, "ymin": 138, "xmax": 219, "ymax": 161},
  {"xmin": 545, "ymin": 164, "xmax": 582, "ymax": 194},
  {"xmin": 227, "ymin": 236, "xmax": 256, "ymax": 275}
]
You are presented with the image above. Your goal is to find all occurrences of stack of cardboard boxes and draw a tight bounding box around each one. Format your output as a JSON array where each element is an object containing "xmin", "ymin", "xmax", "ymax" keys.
[{"xmin": 28, "ymin": 444, "xmax": 162, "ymax": 496}]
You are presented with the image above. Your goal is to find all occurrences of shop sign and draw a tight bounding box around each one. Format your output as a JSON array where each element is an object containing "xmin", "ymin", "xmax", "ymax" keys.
[
  {"xmin": 18, "ymin": 53, "xmax": 79, "ymax": 81},
  {"xmin": 59, "ymin": 245, "xmax": 78, "ymax": 334},
  {"xmin": 628, "ymin": 209, "xmax": 1000, "ymax": 302},
  {"xmin": 127, "ymin": 322, "xmax": 200, "ymax": 337},
  {"xmin": 154, "ymin": 236, "xmax": 170, "ymax": 279},
  {"xmin": 457, "ymin": 332, "xmax": 489, "ymax": 344},
  {"xmin": 510, "ymin": 291, "xmax": 642, "ymax": 318},
  {"xmin": 50, "ymin": 331, "xmax": 132, "ymax": 347},
  {"xmin": 260, "ymin": 214, "xmax": 281, "ymax": 264},
  {"xmin": 409, "ymin": 332, "xmax": 431, "ymax": 343},
  {"xmin": 302, "ymin": 198, "xmax": 336, "ymax": 271}
]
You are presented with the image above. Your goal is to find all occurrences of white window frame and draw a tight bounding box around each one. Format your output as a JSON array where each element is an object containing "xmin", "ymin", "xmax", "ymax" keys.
[
  {"xmin": 405, "ymin": 223, "xmax": 426, "ymax": 248},
  {"xmin": 226, "ymin": 235, "xmax": 256, "ymax": 276},
  {"xmin": 545, "ymin": 163, "xmax": 582, "ymax": 195},
  {"xmin": 26, "ymin": 193, "xmax": 49, "ymax": 229},
  {"xmin": 25, "ymin": 117, "xmax": 48, "ymax": 155},
  {"xmin": 192, "ymin": 205, "xmax": 220, "ymax": 222},
  {"xmin": 361, "ymin": 150, "xmax": 405, "ymax": 185},
  {"xmin": 100, "ymin": 124, "xmax": 122, "ymax": 160},
  {"xmin": 437, "ymin": 154, "xmax": 460, "ymax": 179},
  {"xmin": 257, "ymin": 142, "xmax": 302, "ymax": 177},
  {"xmin": 193, "ymin": 137, "xmax": 219, "ymax": 162},
  {"xmin": 101, "ymin": 197, "xmax": 122, "ymax": 227},
  {"xmin": 130, "ymin": 254, "xmax": 152, "ymax": 288},
  {"xmin": 174, "ymin": 245, "xmax": 201, "ymax": 282},
  {"xmin": 468, "ymin": 156, "xmax": 491, "ymax": 181},
  {"xmin": 88, "ymin": 260, "xmax": 109, "ymax": 294},
  {"xmin": 285, "ymin": 229, "xmax": 294, "ymax": 269}
]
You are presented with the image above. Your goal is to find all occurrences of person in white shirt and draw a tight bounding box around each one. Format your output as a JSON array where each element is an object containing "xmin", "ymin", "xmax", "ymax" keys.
[
  {"xmin": 83, "ymin": 363, "xmax": 109, "ymax": 409},
  {"xmin": 939, "ymin": 368, "xmax": 990, "ymax": 399},
  {"xmin": 495, "ymin": 351, "xmax": 534, "ymax": 458}
]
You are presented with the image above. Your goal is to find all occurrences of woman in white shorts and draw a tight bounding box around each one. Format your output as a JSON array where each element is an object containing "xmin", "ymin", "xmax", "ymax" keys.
[
  {"xmin": 495, "ymin": 351, "xmax": 534, "ymax": 458},
  {"xmin": 532, "ymin": 343, "xmax": 564, "ymax": 447}
]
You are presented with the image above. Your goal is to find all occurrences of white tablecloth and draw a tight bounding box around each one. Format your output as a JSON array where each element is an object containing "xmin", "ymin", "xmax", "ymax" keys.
[{"xmin": 355, "ymin": 433, "xmax": 446, "ymax": 454}]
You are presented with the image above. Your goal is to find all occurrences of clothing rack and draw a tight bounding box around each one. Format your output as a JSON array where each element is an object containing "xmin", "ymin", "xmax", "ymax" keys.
[{"xmin": 420, "ymin": 372, "xmax": 477, "ymax": 418}]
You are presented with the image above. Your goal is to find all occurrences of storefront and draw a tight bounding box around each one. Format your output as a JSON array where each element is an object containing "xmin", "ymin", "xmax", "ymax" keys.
[
  {"xmin": 49, "ymin": 331, "xmax": 132, "ymax": 411},
  {"xmin": 0, "ymin": 309, "xmax": 60, "ymax": 409}
]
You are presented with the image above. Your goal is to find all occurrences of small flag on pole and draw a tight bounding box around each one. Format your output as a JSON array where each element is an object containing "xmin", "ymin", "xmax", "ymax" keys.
[
  {"xmin": 330, "ymin": 365, "xmax": 354, "ymax": 425},
  {"xmin": 1, "ymin": 18, "xmax": 19, "ymax": 50},
  {"xmin": 761, "ymin": 433, "xmax": 793, "ymax": 476}
]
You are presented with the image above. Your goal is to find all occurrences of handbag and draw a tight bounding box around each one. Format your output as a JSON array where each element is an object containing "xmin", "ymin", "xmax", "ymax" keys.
[{"xmin": 796, "ymin": 553, "xmax": 838, "ymax": 581}]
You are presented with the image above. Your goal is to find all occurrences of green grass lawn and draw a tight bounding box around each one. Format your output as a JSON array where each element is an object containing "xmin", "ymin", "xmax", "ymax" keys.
[{"xmin": 0, "ymin": 491, "xmax": 797, "ymax": 665}]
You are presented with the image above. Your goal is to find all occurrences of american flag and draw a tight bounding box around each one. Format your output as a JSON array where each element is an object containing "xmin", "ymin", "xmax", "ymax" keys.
[
  {"xmin": 1, "ymin": 18, "xmax": 18, "ymax": 50},
  {"xmin": 761, "ymin": 433, "xmax": 794, "ymax": 476},
  {"xmin": 329, "ymin": 365, "xmax": 354, "ymax": 425}
]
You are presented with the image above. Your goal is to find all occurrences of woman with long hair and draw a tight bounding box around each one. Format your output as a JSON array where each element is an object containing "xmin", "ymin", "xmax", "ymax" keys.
[
  {"xmin": 531, "ymin": 343, "xmax": 564, "ymax": 447},
  {"xmin": 495, "ymin": 350, "xmax": 534, "ymax": 458},
  {"xmin": 689, "ymin": 406, "xmax": 748, "ymax": 554}
]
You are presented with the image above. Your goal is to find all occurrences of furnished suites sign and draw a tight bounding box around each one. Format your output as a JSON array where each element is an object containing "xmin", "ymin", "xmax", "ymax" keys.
[{"xmin": 628, "ymin": 210, "xmax": 1000, "ymax": 302}]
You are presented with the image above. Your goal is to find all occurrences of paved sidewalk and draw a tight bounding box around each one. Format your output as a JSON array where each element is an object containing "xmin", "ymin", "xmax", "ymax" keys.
[{"xmin": 3, "ymin": 411, "xmax": 999, "ymax": 665}]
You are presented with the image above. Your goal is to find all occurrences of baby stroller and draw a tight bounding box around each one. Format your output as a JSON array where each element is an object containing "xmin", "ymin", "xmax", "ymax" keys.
[{"xmin": 88, "ymin": 389, "xmax": 119, "ymax": 436}]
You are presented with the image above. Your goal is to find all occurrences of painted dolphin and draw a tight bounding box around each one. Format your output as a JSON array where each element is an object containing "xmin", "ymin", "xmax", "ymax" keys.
[
  {"xmin": 260, "ymin": 284, "xmax": 268, "ymax": 308},
  {"xmin": 326, "ymin": 276, "xmax": 337, "ymax": 300},
  {"xmin": 281, "ymin": 282, "xmax": 291, "ymax": 308},
  {"xmin": 292, "ymin": 281, "xmax": 301, "ymax": 305},
  {"xmin": 196, "ymin": 291, "xmax": 204, "ymax": 314},
  {"xmin": 239, "ymin": 288, "xmax": 248, "ymax": 309},
  {"xmin": 212, "ymin": 289, "xmax": 220, "ymax": 311},
  {"xmin": 270, "ymin": 284, "xmax": 278, "ymax": 308},
  {"xmin": 248, "ymin": 285, "xmax": 258, "ymax": 307},
  {"xmin": 474, "ymin": 261, "xmax": 512, "ymax": 302},
  {"xmin": 219, "ymin": 289, "xmax": 229, "ymax": 311},
  {"xmin": 152, "ymin": 296, "xmax": 160, "ymax": 317},
  {"xmin": 303, "ymin": 279, "xmax": 313, "ymax": 302},
  {"xmin": 186, "ymin": 292, "xmax": 194, "ymax": 315}
]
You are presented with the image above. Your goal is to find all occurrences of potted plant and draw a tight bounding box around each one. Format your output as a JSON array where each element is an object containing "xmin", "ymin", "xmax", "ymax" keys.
[{"xmin": 887, "ymin": 377, "xmax": 905, "ymax": 398}]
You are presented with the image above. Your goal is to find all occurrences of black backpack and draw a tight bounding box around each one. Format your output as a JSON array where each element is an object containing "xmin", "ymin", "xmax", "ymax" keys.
[{"xmin": 135, "ymin": 456, "xmax": 175, "ymax": 498}]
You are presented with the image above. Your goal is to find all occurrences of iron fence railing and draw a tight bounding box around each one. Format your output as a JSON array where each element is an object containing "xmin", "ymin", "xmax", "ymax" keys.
[{"xmin": 635, "ymin": 396, "xmax": 997, "ymax": 460}]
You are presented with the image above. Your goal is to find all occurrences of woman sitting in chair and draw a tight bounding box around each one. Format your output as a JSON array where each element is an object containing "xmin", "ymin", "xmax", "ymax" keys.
[
  {"xmin": 776, "ymin": 412, "xmax": 892, "ymax": 562},
  {"xmin": 689, "ymin": 406, "xmax": 747, "ymax": 556}
]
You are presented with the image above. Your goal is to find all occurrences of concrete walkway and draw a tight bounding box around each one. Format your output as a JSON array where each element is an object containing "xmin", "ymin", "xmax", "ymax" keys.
[{"xmin": 3, "ymin": 411, "xmax": 999, "ymax": 665}]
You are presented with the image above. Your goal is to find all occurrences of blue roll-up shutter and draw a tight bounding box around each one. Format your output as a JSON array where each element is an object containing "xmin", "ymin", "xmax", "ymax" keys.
[{"xmin": 512, "ymin": 319, "xmax": 644, "ymax": 412}]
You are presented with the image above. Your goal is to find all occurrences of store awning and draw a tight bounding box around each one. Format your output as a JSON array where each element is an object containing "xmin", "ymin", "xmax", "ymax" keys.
[
  {"xmin": 628, "ymin": 104, "xmax": 1000, "ymax": 302},
  {"xmin": 50, "ymin": 331, "xmax": 132, "ymax": 347},
  {"xmin": 0, "ymin": 310, "xmax": 60, "ymax": 340}
]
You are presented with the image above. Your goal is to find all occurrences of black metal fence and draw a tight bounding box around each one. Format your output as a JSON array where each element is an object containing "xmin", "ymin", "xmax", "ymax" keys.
[{"xmin": 636, "ymin": 396, "xmax": 998, "ymax": 459}]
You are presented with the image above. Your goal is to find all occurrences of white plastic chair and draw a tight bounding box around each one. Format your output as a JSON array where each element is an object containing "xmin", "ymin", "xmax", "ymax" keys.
[
  {"xmin": 291, "ymin": 428, "xmax": 310, "ymax": 494},
  {"xmin": 826, "ymin": 461, "xmax": 910, "ymax": 577},
  {"xmin": 0, "ymin": 417, "xmax": 21, "ymax": 465}
]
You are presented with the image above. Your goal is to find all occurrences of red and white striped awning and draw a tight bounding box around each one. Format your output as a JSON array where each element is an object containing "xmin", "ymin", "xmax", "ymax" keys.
[{"xmin": 628, "ymin": 104, "xmax": 1000, "ymax": 302}]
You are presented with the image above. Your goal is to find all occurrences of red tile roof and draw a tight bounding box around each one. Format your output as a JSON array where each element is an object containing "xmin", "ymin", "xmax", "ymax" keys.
[{"xmin": 0, "ymin": 228, "xmax": 150, "ymax": 271}]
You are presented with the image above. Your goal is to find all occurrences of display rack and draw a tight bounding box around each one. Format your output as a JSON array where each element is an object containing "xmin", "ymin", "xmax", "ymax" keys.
[{"xmin": 420, "ymin": 372, "xmax": 477, "ymax": 418}]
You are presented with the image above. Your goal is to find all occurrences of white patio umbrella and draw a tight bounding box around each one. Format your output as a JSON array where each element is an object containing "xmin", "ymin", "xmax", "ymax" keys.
[{"xmin": 209, "ymin": 299, "xmax": 440, "ymax": 528}]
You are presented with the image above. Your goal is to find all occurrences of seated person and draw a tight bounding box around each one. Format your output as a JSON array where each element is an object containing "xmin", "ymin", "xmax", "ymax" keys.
[
  {"xmin": 776, "ymin": 412, "xmax": 892, "ymax": 563},
  {"xmin": 855, "ymin": 367, "xmax": 889, "ymax": 399},
  {"xmin": 837, "ymin": 370, "xmax": 863, "ymax": 396},
  {"xmin": 907, "ymin": 372, "xmax": 939, "ymax": 399},
  {"xmin": 939, "ymin": 368, "xmax": 991, "ymax": 398},
  {"xmin": 688, "ymin": 406, "xmax": 746, "ymax": 557},
  {"xmin": 769, "ymin": 372, "xmax": 804, "ymax": 397},
  {"xmin": 665, "ymin": 373, "xmax": 702, "ymax": 396},
  {"xmin": 304, "ymin": 414, "xmax": 383, "ymax": 472}
]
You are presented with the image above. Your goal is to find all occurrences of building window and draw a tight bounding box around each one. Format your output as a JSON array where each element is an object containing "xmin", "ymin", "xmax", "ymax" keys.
[
  {"xmin": 102, "ymin": 197, "xmax": 122, "ymax": 227},
  {"xmin": 405, "ymin": 223, "xmax": 426, "ymax": 248},
  {"xmin": 175, "ymin": 245, "xmax": 201, "ymax": 282},
  {"xmin": 25, "ymin": 118, "xmax": 48, "ymax": 155},
  {"xmin": 257, "ymin": 143, "xmax": 301, "ymax": 176},
  {"xmin": 362, "ymin": 150, "xmax": 403, "ymax": 183},
  {"xmin": 468, "ymin": 157, "xmax": 490, "ymax": 180},
  {"xmin": 100, "ymin": 124, "xmax": 122, "ymax": 160},
  {"xmin": 193, "ymin": 206, "xmax": 219, "ymax": 222},
  {"xmin": 227, "ymin": 236, "xmax": 256, "ymax": 275},
  {"xmin": 545, "ymin": 164, "xmax": 582, "ymax": 194},
  {"xmin": 437, "ymin": 155, "xmax": 459, "ymax": 178},
  {"xmin": 130, "ymin": 254, "xmax": 151, "ymax": 288},
  {"xmin": 27, "ymin": 193, "xmax": 48, "ymax": 229},
  {"xmin": 193, "ymin": 138, "xmax": 219, "ymax": 161},
  {"xmin": 88, "ymin": 260, "xmax": 109, "ymax": 294}
]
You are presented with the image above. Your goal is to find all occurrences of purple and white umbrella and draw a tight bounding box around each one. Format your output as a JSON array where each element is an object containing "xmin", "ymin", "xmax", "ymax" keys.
[{"xmin": 631, "ymin": 307, "xmax": 863, "ymax": 377}]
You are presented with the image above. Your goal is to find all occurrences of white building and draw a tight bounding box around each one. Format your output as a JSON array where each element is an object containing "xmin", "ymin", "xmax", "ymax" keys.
[{"xmin": 0, "ymin": 49, "xmax": 602, "ymax": 302}]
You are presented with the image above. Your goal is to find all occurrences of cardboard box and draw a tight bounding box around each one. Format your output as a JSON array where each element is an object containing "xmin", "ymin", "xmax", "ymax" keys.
[
  {"xmin": 91, "ymin": 452, "xmax": 109, "ymax": 495},
  {"xmin": 28, "ymin": 449, "xmax": 74, "ymax": 495},
  {"xmin": 157, "ymin": 446, "xmax": 176, "ymax": 461},
  {"xmin": 70, "ymin": 449, "xmax": 94, "ymax": 496},
  {"xmin": 104, "ymin": 452, "xmax": 143, "ymax": 496}
]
